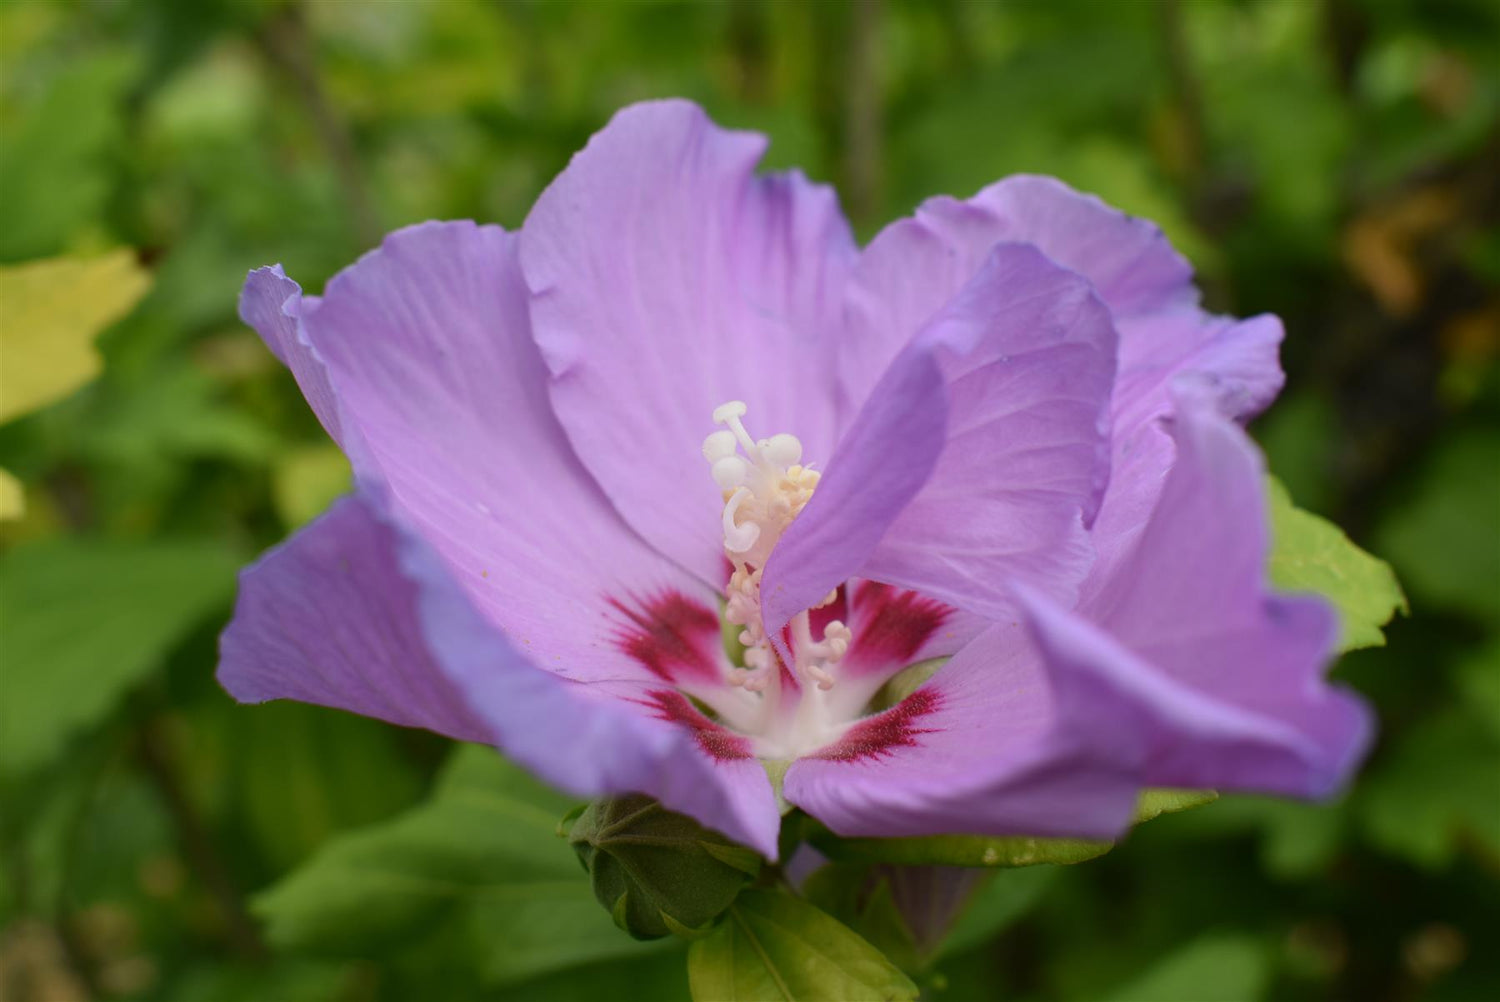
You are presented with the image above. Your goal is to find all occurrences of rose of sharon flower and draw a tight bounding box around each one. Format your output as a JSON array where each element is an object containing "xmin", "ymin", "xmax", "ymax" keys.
[{"xmin": 220, "ymin": 100, "xmax": 1370, "ymax": 859}]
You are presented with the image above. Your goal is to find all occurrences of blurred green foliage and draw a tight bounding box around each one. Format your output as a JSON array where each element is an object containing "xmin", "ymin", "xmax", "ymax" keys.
[{"xmin": 1, "ymin": 0, "xmax": 1497, "ymax": 1000}]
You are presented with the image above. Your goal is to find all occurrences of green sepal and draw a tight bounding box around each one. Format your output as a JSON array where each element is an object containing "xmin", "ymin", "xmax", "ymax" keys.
[
  {"xmin": 609, "ymin": 892, "xmax": 633, "ymax": 932},
  {"xmin": 811, "ymin": 828, "xmax": 1114, "ymax": 868},
  {"xmin": 869, "ymin": 657, "xmax": 946, "ymax": 713},
  {"xmin": 661, "ymin": 911, "xmax": 717, "ymax": 941},
  {"xmin": 568, "ymin": 794, "xmax": 761, "ymax": 941},
  {"xmin": 1133, "ymin": 788, "xmax": 1218, "ymax": 823},
  {"xmin": 556, "ymin": 802, "xmax": 588, "ymax": 838}
]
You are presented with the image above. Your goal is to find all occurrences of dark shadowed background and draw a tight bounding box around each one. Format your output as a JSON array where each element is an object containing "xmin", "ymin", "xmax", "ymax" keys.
[{"xmin": 1, "ymin": 1, "xmax": 1497, "ymax": 1000}]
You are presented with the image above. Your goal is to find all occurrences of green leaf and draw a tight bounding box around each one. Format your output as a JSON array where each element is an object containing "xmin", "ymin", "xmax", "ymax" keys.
[
  {"xmin": 0, "ymin": 537, "xmax": 238, "ymax": 777},
  {"xmin": 1267, "ymin": 476, "xmax": 1406, "ymax": 651},
  {"xmin": 233, "ymin": 703, "xmax": 424, "ymax": 871},
  {"xmin": 254, "ymin": 745, "xmax": 666, "ymax": 986},
  {"xmin": 1357, "ymin": 707, "xmax": 1500, "ymax": 868},
  {"xmin": 0, "ymin": 53, "xmax": 137, "ymax": 261},
  {"xmin": 1456, "ymin": 641, "xmax": 1500, "ymax": 742},
  {"xmin": 271, "ymin": 444, "xmax": 352, "ymax": 528},
  {"xmin": 0, "ymin": 467, "xmax": 21, "ymax": 520},
  {"xmin": 799, "ymin": 865, "xmax": 923, "ymax": 973},
  {"xmin": 162, "ymin": 960, "xmax": 352, "ymax": 1002},
  {"xmin": 940, "ymin": 866, "xmax": 1059, "ymax": 959},
  {"xmin": 500, "ymin": 950, "xmax": 691, "ymax": 1002},
  {"xmin": 806, "ymin": 862, "xmax": 1058, "ymax": 971},
  {"xmin": 809, "ymin": 827, "xmax": 1112, "ymax": 868},
  {"xmin": 79, "ymin": 361, "xmax": 278, "ymax": 466},
  {"xmin": 0, "ymin": 250, "xmax": 151, "ymax": 423},
  {"xmin": 1103, "ymin": 934, "xmax": 1270, "ymax": 1002},
  {"xmin": 1376, "ymin": 432, "xmax": 1500, "ymax": 623},
  {"xmin": 687, "ymin": 889, "xmax": 918, "ymax": 1002}
]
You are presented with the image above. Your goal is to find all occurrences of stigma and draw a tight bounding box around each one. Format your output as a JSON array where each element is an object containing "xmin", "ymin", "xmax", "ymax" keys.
[{"xmin": 702, "ymin": 402, "xmax": 849, "ymax": 707}]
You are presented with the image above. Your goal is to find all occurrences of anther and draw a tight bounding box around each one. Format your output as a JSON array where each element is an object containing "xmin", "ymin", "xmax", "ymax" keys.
[
  {"xmin": 711, "ymin": 455, "xmax": 749, "ymax": 490},
  {"xmin": 702, "ymin": 430, "xmax": 738, "ymax": 463},
  {"xmin": 762, "ymin": 433, "xmax": 803, "ymax": 469}
]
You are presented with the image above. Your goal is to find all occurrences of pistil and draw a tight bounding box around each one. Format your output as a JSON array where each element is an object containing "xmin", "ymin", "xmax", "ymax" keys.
[{"xmin": 702, "ymin": 402, "xmax": 853, "ymax": 754}]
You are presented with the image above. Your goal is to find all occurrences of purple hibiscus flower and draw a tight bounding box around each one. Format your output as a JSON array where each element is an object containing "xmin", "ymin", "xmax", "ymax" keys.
[{"xmin": 221, "ymin": 100, "xmax": 1370, "ymax": 859}]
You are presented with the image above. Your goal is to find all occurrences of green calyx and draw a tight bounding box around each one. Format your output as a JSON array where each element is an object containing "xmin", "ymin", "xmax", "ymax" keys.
[{"xmin": 564, "ymin": 794, "xmax": 762, "ymax": 940}]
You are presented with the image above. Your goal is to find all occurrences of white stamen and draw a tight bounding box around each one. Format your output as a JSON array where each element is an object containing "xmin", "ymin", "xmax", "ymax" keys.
[
  {"xmin": 702, "ymin": 430, "xmax": 738, "ymax": 463},
  {"xmin": 711, "ymin": 455, "xmax": 749, "ymax": 490},
  {"xmin": 721, "ymin": 487, "xmax": 760, "ymax": 553},
  {"xmin": 711, "ymin": 400, "xmax": 748, "ymax": 424},
  {"xmin": 762, "ymin": 433, "xmax": 803, "ymax": 468},
  {"xmin": 713, "ymin": 400, "xmax": 761, "ymax": 460}
]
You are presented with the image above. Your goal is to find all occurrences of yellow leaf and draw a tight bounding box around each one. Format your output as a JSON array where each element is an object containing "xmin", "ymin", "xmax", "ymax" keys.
[
  {"xmin": 0, "ymin": 467, "xmax": 22, "ymax": 520},
  {"xmin": 0, "ymin": 250, "xmax": 151, "ymax": 423}
]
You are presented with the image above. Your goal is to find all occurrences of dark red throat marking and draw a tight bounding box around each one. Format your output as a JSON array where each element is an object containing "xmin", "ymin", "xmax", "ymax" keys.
[
  {"xmin": 846, "ymin": 582, "xmax": 951, "ymax": 671},
  {"xmin": 639, "ymin": 690, "xmax": 753, "ymax": 762},
  {"xmin": 606, "ymin": 590, "xmax": 721, "ymax": 685},
  {"xmin": 814, "ymin": 688, "xmax": 943, "ymax": 763}
]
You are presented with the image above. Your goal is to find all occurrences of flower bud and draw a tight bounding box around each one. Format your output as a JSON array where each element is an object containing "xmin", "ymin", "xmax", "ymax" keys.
[{"xmin": 564, "ymin": 794, "xmax": 762, "ymax": 940}]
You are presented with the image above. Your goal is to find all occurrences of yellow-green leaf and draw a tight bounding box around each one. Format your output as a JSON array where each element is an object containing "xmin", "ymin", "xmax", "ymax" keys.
[
  {"xmin": 272, "ymin": 444, "xmax": 352, "ymax": 528},
  {"xmin": 0, "ymin": 467, "xmax": 22, "ymax": 520},
  {"xmin": 1266, "ymin": 477, "xmax": 1406, "ymax": 651},
  {"xmin": 0, "ymin": 250, "xmax": 151, "ymax": 423},
  {"xmin": 1133, "ymin": 789, "xmax": 1218, "ymax": 824}
]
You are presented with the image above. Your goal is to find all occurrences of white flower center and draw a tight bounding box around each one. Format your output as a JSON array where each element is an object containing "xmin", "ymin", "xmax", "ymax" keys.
[{"xmin": 702, "ymin": 401, "xmax": 852, "ymax": 757}]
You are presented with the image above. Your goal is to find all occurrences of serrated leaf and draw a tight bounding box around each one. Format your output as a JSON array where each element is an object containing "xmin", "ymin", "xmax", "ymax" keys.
[
  {"xmin": 0, "ymin": 250, "xmax": 151, "ymax": 422},
  {"xmin": 810, "ymin": 828, "xmax": 1112, "ymax": 868},
  {"xmin": 0, "ymin": 538, "xmax": 238, "ymax": 777},
  {"xmin": 254, "ymin": 745, "xmax": 665, "ymax": 985},
  {"xmin": 1267, "ymin": 476, "xmax": 1406, "ymax": 651},
  {"xmin": 687, "ymin": 889, "xmax": 918, "ymax": 1002}
]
